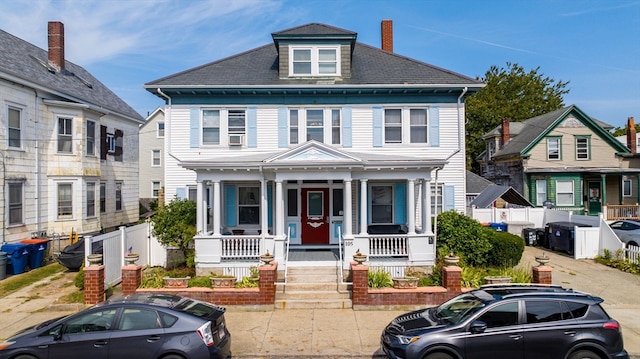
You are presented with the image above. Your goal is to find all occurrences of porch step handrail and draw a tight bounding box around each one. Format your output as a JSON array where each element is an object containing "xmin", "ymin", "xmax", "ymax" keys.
[
  {"xmin": 337, "ymin": 227, "xmax": 351, "ymax": 288},
  {"xmin": 276, "ymin": 227, "xmax": 291, "ymax": 287}
]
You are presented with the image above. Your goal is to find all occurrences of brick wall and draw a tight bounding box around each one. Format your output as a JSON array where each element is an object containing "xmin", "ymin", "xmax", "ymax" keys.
[
  {"xmin": 532, "ymin": 265, "xmax": 553, "ymax": 284},
  {"xmin": 84, "ymin": 265, "xmax": 105, "ymax": 305},
  {"xmin": 121, "ymin": 264, "xmax": 143, "ymax": 295}
]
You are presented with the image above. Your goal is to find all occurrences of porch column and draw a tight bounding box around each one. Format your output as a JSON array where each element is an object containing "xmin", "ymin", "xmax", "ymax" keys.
[
  {"xmin": 407, "ymin": 179, "xmax": 416, "ymax": 234},
  {"xmin": 423, "ymin": 178, "xmax": 432, "ymax": 234},
  {"xmin": 260, "ymin": 178, "xmax": 268, "ymax": 236},
  {"xmin": 196, "ymin": 180, "xmax": 204, "ymax": 233},
  {"xmin": 275, "ymin": 180, "xmax": 284, "ymax": 237},
  {"xmin": 207, "ymin": 182, "xmax": 214, "ymax": 232},
  {"xmin": 359, "ymin": 179, "xmax": 368, "ymax": 235},
  {"xmin": 601, "ymin": 174, "xmax": 607, "ymax": 205},
  {"xmin": 213, "ymin": 180, "xmax": 221, "ymax": 235},
  {"xmin": 344, "ymin": 179, "xmax": 353, "ymax": 238}
]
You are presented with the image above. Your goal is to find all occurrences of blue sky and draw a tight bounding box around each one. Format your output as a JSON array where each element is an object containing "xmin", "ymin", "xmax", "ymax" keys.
[{"xmin": 1, "ymin": 0, "xmax": 638, "ymax": 128}]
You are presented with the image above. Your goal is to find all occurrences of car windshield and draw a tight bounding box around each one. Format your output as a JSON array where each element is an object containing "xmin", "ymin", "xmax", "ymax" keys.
[{"xmin": 434, "ymin": 292, "xmax": 491, "ymax": 324}]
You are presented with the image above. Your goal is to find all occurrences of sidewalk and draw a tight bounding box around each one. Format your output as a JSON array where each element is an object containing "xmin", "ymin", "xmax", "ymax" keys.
[{"xmin": 0, "ymin": 246, "xmax": 638, "ymax": 358}]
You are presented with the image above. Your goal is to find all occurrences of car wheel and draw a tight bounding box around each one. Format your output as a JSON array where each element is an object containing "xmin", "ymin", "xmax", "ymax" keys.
[
  {"xmin": 424, "ymin": 353, "xmax": 454, "ymax": 359},
  {"xmin": 568, "ymin": 350, "xmax": 601, "ymax": 359}
]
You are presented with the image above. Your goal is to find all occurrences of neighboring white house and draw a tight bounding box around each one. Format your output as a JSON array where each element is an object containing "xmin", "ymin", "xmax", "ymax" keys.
[
  {"xmin": 0, "ymin": 22, "xmax": 144, "ymax": 243},
  {"xmin": 144, "ymin": 21, "xmax": 483, "ymax": 275},
  {"xmin": 138, "ymin": 107, "xmax": 165, "ymax": 212}
]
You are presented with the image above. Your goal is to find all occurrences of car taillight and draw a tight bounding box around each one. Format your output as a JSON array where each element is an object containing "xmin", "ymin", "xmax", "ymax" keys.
[
  {"xmin": 197, "ymin": 321, "xmax": 214, "ymax": 347},
  {"xmin": 603, "ymin": 320, "xmax": 620, "ymax": 331}
]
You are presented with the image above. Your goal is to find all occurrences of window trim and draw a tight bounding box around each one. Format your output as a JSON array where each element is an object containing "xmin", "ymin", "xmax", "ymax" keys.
[
  {"xmin": 100, "ymin": 182, "xmax": 106, "ymax": 213},
  {"xmin": 555, "ymin": 180, "xmax": 574, "ymax": 206},
  {"xmin": 623, "ymin": 178, "xmax": 632, "ymax": 197},
  {"xmin": 383, "ymin": 107, "xmax": 430, "ymax": 145},
  {"xmin": 8, "ymin": 106, "xmax": 22, "ymax": 149},
  {"xmin": 157, "ymin": 122, "xmax": 165, "ymax": 138},
  {"xmin": 536, "ymin": 179, "xmax": 547, "ymax": 206},
  {"xmin": 86, "ymin": 182, "xmax": 96, "ymax": 218},
  {"xmin": 151, "ymin": 149, "xmax": 161, "ymax": 167},
  {"xmin": 547, "ymin": 137, "xmax": 561, "ymax": 160},
  {"xmin": 152, "ymin": 181, "xmax": 161, "ymax": 198},
  {"xmin": 57, "ymin": 117, "xmax": 74, "ymax": 154},
  {"xmin": 238, "ymin": 186, "xmax": 260, "ymax": 225},
  {"xmin": 57, "ymin": 182, "xmax": 73, "ymax": 219},
  {"xmin": 7, "ymin": 181, "xmax": 23, "ymax": 226},
  {"xmin": 575, "ymin": 136, "xmax": 590, "ymax": 160},
  {"xmin": 115, "ymin": 182, "xmax": 123, "ymax": 212},
  {"xmin": 370, "ymin": 184, "xmax": 394, "ymax": 224},
  {"xmin": 289, "ymin": 45, "xmax": 341, "ymax": 77},
  {"xmin": 86, "ymin": 119, "xmax": 96, "ymax": 156}
]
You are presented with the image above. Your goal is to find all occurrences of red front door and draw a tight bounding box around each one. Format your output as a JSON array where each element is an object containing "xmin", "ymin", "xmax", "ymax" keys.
[{"xmin": 301, "ymin": 188, "xmax": 329, "ymax": 245}]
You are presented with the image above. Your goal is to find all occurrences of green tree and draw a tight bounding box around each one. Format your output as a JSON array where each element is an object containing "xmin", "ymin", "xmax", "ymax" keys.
[
  {"xmin": 150, "ymin": 198, "xmax": 197, "ymax": 262},
  {"xmin": 610, "ymin": 123, "xmax": 640, "ymax": 137},
  {"xmin": 466, "ymin": 62, "xmax": 570, "ymax": 172}
]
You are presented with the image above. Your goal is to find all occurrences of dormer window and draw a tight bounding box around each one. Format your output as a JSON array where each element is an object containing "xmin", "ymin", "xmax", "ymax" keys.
[{"xmin": 289, "ymin": 46, "xmax": 340, "ymax": 76}]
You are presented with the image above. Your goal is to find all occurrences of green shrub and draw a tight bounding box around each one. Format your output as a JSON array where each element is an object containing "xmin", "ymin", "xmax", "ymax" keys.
[
  {"xmin": 461, "ymin": 266, "xmax": 486, "ymax": 288},
  {"xmin": 188, "ymin": 276, "xmax": 212, "ymax": 288},
  {"xmin": 436, "ymin": 210, "xmax": 492, "ymax": 266},
  {"xmin": 236, "ymin": 276, "xmax": 259, "ymax": 288},
  {"xmin": 74, "ymin": 267, "xmax": 85, "ymax": 290},
  {"xmin": 486, "ymin": 230, "xmax": 525, "ymax": 268},
  {"xmin": 368, "ymin": 269, "xmax": 393, "ymax": 288}
]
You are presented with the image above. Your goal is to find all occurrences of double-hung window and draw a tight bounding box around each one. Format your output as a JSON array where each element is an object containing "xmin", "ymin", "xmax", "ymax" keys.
[
  {"xmin": 331, "ymin": 109, "xmax": 341, "ymax": 144},
  {"xmin": 58, "ymin": 183, "xmax": 73, "ymax": 218},
  {"xmin": 58, "ymin": 117, "xmax": 73, "ymax": 153},
  {"xmin": 152, "ymin": 150, "xmax": 161, "ymax": 166},
  {"xmin": 575, "ymin": 136, "xmax": 590, "ymax": 160},
  {"xmin": 86, "ymin": 182, "xmax": 96, "ymax": 218},
  {"xmin": 86, "ymin": 120, "xmax": 96, "ymax": 156},
  {"xmin": 152, "ymin": 181, "xmax": 161, "ymax": 198},
  {"xmin": 306, "ymin": 109, "xmax": 324, "ymax": 142},
  {"xmin": 623, "ymin": 178, "xmax": 632, "ymax": 197},
  {"xmin": 115, "ymin": 182, "xmax": 122, "ymax": 211},
  {"xmin": 202, "ymin": 110, "xmax": 220, "ymax": 145},
  {"xmin": 289, "ymin": 109, "xmax": 299, "ymax": 145},
  {"xmin": 290, "ymin": 46, "xmax": 339, "ymax": 76},
  {"xmin": 430, "ymin": 183, "xmax": 444, "ymax": 216},
  {"xmin": 239, "ymin": 187, "xmax": 260, "ymax": 225},
  {"xmin": 8, "ymin": 107, "xmax": 22, "ymax": 148},
  {"xmin": 556, "ymin": 180, "xmax": 574, "ymax": 206},
  {"xmin": 8, "ymin": 181, "xmax": 23, "ymax": 225},
  {"xmin": 228, "ymin": 109, "xmax": 246, "ymax": 134},
  {"xmin": 371, "ymin": 185, "xmax": 393, "ymax": 224},
  {"xmin": 100, "ymin": 183, "xmax": 106, "ymax": 213},
  {"xmin": 536, "ymin": 180, "xmax": 547, "ymax": 206},
  {"xmin": 157, "ymin": 122, "xmax": 165, "ymax": 137},
  {"xmin": 547, "ymin": 137, "xmax": 561, "ymax": 160},
  {"xmin": 384, "ymin": 107, "xmax": 429, "ymax": 144}
]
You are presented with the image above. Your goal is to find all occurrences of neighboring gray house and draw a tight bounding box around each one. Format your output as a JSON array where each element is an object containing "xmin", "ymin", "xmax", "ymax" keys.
[
  {"xmin": 144, "ymin": 21, "xmax": 484, "ymax": 275},
  {"xmin": 466, "ymin": 170, "xmax": 494, "ymax": 206},
  {"xmin": 138, "ymin": 107, "xmax": 165, "ymax": 214},
  {"xmin": 0, "ymin": 22, "xmax": 144, "ymax": 243}
]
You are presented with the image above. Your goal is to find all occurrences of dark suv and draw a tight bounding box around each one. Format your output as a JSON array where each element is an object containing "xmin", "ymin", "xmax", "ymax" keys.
[{"xmin": 381, "ymin": 284, "xmax": 628, "ymax": 359}]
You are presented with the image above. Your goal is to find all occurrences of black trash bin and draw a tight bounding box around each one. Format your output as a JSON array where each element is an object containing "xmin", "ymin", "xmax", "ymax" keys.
[
  {"xmin": 546, "ymin": 221, "xmax": 592, "ymax": 255},
  {"xmin": 522, "ymin": 228, "xmax": 542, "ymax": 246}
]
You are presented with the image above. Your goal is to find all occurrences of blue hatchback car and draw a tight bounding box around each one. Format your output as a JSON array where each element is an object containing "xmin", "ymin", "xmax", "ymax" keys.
[{"xmin": 0, "ymin": 293, "xmax": 231, "ymax": 359}]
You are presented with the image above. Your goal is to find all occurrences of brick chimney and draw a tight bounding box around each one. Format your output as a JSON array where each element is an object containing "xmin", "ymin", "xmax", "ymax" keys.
[
  {"xmin": 501, "ymin": 118, "xmax": 510, "ymax": 146},
  {"xmin": 48, "ymin": 21, "xmax": 65, "ymax": 71},
  {"xmin": 381, "ymin": 19, "xmax": 393, "ymax": 52},
  {"xmin": 627, "ymin": 117, "xmax": 636, "ymax": 154}
]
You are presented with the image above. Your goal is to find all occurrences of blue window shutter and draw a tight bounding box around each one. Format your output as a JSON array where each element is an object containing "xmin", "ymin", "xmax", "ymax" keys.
[
  {"xmin": 395, "ymin": 183, "xmax": 406, "ymax": 224},
  {"xmin": 372, "ymin": 107, "xmax": 383, "ymax": 147},
  {"xmin": 444, "ymin": 185, "xmax": 455, "ymax": 211},
  {"xmin": 429, "ymin": 106, "xmax": 440, "ymax": 147},
  {"xmin": 342, "ymin": 107, "xmax": 352, "ymax": 147},
  {"xmin": 190, "ymin": 107, "xmax": 200, "ymax": 148},
  {"xmin": 278, "ymin": 107, "xmax": 288, "ymax": 148},
  {"xmin": 224, "ymin": 185, "xmax": 237, "ymax": 227},
  {"xmin": 267, "ymin": 183, "xmax": 273, "ymax": 227},
  {"xmin": 175, "ymin": 187, "xmax": 187, "ymax": 200},
  {"xmin": 247, "ymin": 107, "xmax": 257, "ymax": 148}
]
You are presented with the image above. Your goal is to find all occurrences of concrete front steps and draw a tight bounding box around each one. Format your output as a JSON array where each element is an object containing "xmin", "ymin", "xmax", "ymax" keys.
[{"xmin": 275, "ymin": 266, "xmax": 352, "ymax": 309}]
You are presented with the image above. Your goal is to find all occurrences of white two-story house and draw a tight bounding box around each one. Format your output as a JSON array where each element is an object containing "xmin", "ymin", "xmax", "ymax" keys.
[
  {"xmin": 0, "ymin": 22, "xmax": 144, "ymax": 243},
  {"xmin": 145, "ymin": 21, "xmax": 483, "ymax": 276}
]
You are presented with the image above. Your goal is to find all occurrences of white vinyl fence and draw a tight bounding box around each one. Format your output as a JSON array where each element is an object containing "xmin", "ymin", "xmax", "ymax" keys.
[{"xmin": 85, "ymin": 222, "xmax": 166, "ymax": 287}]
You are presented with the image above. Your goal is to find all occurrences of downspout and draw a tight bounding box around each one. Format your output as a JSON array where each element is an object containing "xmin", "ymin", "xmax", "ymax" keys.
[
  {"xmin": 34, "ymin": 89, "xmax": 41, "ymax": 235},
  {"xmin": 156, "ymin": 88, "xmax": 176, "ymax": 160}
]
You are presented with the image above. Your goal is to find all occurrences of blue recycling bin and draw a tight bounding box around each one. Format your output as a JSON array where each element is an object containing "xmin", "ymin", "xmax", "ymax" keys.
[
  {"xmin": 20, "ymin": 239, "xmax": 50, "ymax": 269},
  {"xmin": 1, "ymin": 243, "xmax": 30, "ymax": 275},
  {"xmin": 488, "ymin": 222, "xmax": 508, "ymax": 232}
]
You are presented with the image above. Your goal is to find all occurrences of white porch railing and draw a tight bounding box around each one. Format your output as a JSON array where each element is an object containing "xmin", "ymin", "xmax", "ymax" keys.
[
  {"xmin": 221, "ymin": 235, "xmax": 261, "ymax": 260},
  {"xmin": 625, "ymin": 244, "xmax": 640, "ymax": 264},
  {"xmin": 368, "ymin": 235, "xmax": 408, "ymax": 257}
]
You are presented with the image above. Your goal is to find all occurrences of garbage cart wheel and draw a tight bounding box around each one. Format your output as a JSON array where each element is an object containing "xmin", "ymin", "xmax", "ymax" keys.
[{"xmin": 568, "ymin": 350, "xmax": 601, "ymax": 359}]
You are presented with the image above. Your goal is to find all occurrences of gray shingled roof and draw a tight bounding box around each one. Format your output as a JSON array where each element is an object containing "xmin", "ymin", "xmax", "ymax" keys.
[
  {"xmin": 273, "ymin": 23, "xmax": 356, "ymax": 36},
  {"xmin": 0, "ymin": 28, "xmax": 143, "ymax": 122},
  {"xmin": 145, "ymin": 23, "xmax": 482, "ymax": 88},
  {"xmin": 466, "ymin": 170, "xmax": 494, "ymax": 195},
  {"xmin": 470, "ymin": 185, "xmax": 533, "ymax": 208},
  {"xmin": 490, "ymin": 105, "xmax": 624, "ymax": 160}
]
